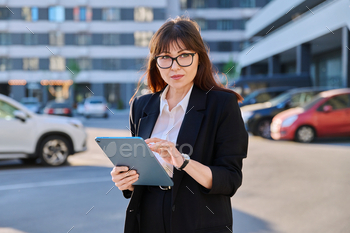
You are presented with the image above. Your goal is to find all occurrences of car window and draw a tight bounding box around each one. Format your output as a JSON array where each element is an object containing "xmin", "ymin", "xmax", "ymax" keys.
[
  {"xmin": 290, "ymin": 92, "xmax": 319, "ymax": 108},
  {"xmin": 0, "ymin": 100, "xmax": 18, "ymax": 119},
  {"xmin": 319, "ymin": 94, "xmax": 350, "ymax": 111},
  {"xmin": 290, "ymin": 93, "xmax": 302, "ymax": 108},
  {"xmin": 255, "ymin": 93, "xmax": 274, "ymax": 103}
]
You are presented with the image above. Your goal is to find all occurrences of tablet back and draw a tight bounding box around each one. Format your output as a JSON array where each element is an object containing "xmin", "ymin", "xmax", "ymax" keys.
[{"xmin": 95, "ymin": 136, "xmax": 173, "ymax": 186}]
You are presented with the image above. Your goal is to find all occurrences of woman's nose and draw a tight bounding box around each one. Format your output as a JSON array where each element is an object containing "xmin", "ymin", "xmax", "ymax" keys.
[{"xmin": 171, "ymin": 59, "xmax": 181, "ymax": 70}]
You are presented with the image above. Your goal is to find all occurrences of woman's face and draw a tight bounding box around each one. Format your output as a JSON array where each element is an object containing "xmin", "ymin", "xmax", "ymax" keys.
[{"xmin": 155, "ymin": 41, "xmax": 199, "ymax": 91}]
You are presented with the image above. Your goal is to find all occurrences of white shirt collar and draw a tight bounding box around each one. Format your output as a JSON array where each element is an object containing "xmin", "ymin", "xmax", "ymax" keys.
[{"xmin": 160, "ymin": 83, "xmax": 194, "ymax": 113}]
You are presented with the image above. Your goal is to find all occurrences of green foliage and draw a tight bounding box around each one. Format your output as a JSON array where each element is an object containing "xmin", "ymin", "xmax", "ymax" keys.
[
  {"xmin": 223, "ymin": 60, "xmax": 238, "ymax": 79},
  {"xmin": 67, "ymin": 59, "xmax": 80, "ymax": 80}
]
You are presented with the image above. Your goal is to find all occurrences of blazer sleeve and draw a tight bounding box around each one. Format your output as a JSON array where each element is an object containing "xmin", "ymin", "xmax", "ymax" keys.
[
  {"xmin": 122, "ymin": 96, "xmax": 137, "ymax": 199},
  {"xmin": 200, "ymin": 94, "xmax": 248, "ymax": 197}
]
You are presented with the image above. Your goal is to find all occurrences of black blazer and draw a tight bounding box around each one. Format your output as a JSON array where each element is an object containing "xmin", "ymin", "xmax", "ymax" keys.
[{"xmin": 122, "ymin": 84, "xmax": 248, "ymax": 233}]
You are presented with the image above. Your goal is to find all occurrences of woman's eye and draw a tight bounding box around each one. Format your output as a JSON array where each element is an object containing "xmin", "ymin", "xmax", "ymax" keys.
[
  {"xmin": 180, "ymin": 54, "xmax": 190, "ymax": 58},
  {"xmin": 160, "ymin": 56, "xmax": 171, "ymax": 60}
]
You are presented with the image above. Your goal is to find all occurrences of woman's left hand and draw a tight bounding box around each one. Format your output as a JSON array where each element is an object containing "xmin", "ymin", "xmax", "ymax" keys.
[{"xmin": 145, "ymin": 138, "xmax": 184, "ymax": 168}]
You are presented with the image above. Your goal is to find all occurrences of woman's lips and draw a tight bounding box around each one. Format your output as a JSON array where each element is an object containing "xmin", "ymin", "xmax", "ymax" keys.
[{"xmin": 171, "ymin": 75, "xmax": 184, "ymax": 80}]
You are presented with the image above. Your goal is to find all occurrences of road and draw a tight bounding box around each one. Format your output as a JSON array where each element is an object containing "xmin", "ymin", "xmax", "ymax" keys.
[{"xmin": 0, "ymin": 112, "xmax": 349, "ymax": 233}]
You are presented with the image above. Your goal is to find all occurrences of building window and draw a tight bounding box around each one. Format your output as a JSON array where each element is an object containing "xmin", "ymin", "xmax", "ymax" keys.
[
  {"xmin": 192, "ymin": 0, "xmax": 207, "ymax": 8},
  {"xmin": 103, "ymin": 34, "xmax": 120, "ymax": 46},
  {"xmin": 0, "ymin": 57, "xmax": 10, "ymax": 71},
  {"xmin": 49, "ymin": 31, "xmax": 64, "ymax": 46},
  {"xmin": 22, "ymin": 7, "xmax": 39, "ymax": 21},
  {"xmin": 134, "ymin": 31, "xmax": 153, "ymax": 47},
  {"xmin": 180, "ymin": 0, "xmax": 188, "ymax": 9},
  {"xmin": 240, "ymin": 0, "xmax": 256, "ymax": 8},
  {"xmin": 24, "ymin": 34, "xmax": 38, "ymax": 45},
  {"xmin": 74, "ymin": 7, "xmax": 92, "ymax": 21},
  {"xmin": 102, "ymin": 8, "xmax": 120, "ymax": 21},
  {"xmin": 49, "ymin": 6, "xmax": 65, "ymax": 22},
  {"xmin": 50, "ymin": 56, "xmax": 65, "ymax": 71},
  {"xmin": 77, "ymin": 57, "xmax": 92, "ymax": 70},
  {"xmin": 0, "ymin": 7, "xmax": 11, "ymax": 20},
  {"xmin": 0, "ymin": 33, "xmax": 11, "ymax": 45},
  {"xmin": 134, "ymin": 7, "xmax": 153, "ymax": 22},
  {"xmin": 23, "ymin": 58, "xmax": 39, "ymax": 70},
  {"xmin": 218, "ymin": 42, "xmax": 232, "ymax": 51},
  {"xmin": 217, "ymin": 20, "xmax": 234, "ymax": 30},
  {"xmin": 102, "ymin": 59, "xmax": 121, "ymax": 70},
  {"xmin": 218, "ymin": 0, "xmax": 233, "ymax": 8},
  {"xmin": 76, "ymin": 33, "xmax": 91, "ymax": 45},
  {"xmin": 195, "ymin": 18, "xmax": 207, "ymax": 30}
]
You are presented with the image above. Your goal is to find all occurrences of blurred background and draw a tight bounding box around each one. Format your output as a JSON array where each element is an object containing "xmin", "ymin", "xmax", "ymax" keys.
[{"xmin": 0, "ymin": 0, "xmax": 349, "ymax": 233}]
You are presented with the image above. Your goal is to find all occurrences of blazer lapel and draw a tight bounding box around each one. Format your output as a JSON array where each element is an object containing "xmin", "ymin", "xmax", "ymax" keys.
[
  {"xmin": 171, "ymin": 84, "xmax": 207, "ymax": 206},
  {"xmin": 136, "ymin": 86, "xmax": 166, "ymax": 139}
]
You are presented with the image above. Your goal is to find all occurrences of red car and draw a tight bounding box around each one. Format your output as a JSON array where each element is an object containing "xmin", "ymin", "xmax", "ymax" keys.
[{"xmin": 271, "ymin": 88, "xmax": 350, "ymax": 142}]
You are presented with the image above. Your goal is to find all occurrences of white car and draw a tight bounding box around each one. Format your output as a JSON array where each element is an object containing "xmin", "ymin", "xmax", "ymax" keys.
[
  {"xmin": 0, "ymin": 94, "xmax": 87, "ymax": 166},
  {"xmin": 83, "ymin": 96, "xmax": 109, "ymax": 118}
]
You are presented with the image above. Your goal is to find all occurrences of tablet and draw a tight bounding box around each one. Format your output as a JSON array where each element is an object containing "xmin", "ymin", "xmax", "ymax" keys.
[{"xmin": 95, "ymin": 136, "xmax": 173, "ymax": 187}]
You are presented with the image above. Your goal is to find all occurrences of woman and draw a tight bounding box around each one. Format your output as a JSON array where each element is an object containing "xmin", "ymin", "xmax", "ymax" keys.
[{"xmin": 110, "ymin": 16, "xmax": 248, "ymax": 233}]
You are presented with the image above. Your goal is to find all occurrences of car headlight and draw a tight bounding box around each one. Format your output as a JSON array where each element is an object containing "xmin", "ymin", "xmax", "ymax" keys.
[
  {"xmin": 69, "ymin": 119, "xmax": 84, "ymax": 128},
  {"xmin": 281, "ymin": 115, "xmax": 298, "ymax": 127},
  {"xmin": 241, "ymin": 111, "xmax": 254, "ymax": 123}
]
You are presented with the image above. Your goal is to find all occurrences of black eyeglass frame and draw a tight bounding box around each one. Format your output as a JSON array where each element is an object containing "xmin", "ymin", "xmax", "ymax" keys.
[{"xmin": 154, "ymin": 53, "xmax": 196, "ymax": 69}]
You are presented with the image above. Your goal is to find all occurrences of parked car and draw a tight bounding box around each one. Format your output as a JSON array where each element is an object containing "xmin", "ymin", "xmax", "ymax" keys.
[
  {"xmin": 21, "ymin": 97, "xmax": 42, "ymax": 113},
  {"xmin": 271, "ymin": 88, "xmax": 350, "ymax": 143},
  {"xmin": 44, "ymin": 100, "xmax": 73, "ymax": 117},
  {"xmin": 241, "ymin": 87, "xmax": 330, "ymax": 138},
  {"xmin": 0, "ymin": 94, "xmax": 87, "ymax": 166},
  {"xmin": 83, "ymin": 96, "xmax": 108, "ymax": 118},
  {"xmin": 239, "ymin": 86, "xmax": 293, "ymax": 107}
]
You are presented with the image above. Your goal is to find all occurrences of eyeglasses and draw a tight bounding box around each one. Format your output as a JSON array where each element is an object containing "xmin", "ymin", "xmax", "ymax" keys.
[{"xmin": 155, "ymin": 53, "xmax": 196, "ymax": 69}]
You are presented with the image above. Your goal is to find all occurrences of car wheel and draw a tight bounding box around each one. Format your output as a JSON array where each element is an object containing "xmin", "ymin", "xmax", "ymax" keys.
[
  {"xmin": 21, "ymin": 158, "xmax": 37, "ymax": 165},
  {"xmin": 39, "ymin": 136, "xmax": 70, "ymax": 166},
  {"xmin": 295, "ymin": 126, "xmax": 315, "ymax": 143},
  {"xmin": 104, "ymin": 113, "xmax": 108, "ymax": 118},
  {"xmin": 257, "ymin": 119, "xmax": 272, "ymax": 139},
  {"xmin": 85, "ymin": 114, "xmax": 90, "ymax": 119}
]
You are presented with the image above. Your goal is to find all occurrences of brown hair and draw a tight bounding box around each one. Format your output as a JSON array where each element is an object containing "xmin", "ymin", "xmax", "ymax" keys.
[{"xmin": 129, "ymin": 16, "xmax": 243, "ymax": 104}]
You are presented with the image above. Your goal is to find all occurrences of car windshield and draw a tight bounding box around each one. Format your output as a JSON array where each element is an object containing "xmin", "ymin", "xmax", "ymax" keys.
[
  {"xmin": 47, "ymin": 102, "xmax": 70, "ymax": 108},
  {"xmin": 268, "ymin": 92, "xmax": 291, "ymax": 106},
  {"xmin": 301, "ymin": 95, "xmax": 324, "ymax": 110},
  {"xmin": 22, "ymin": 101, "xmax": 38, "ymax": 105},
  {"xmin": 89, "ymin": 100, "xmax": 104, "ymax": 104},
  {"xmin": 242, "ymin": 91, "xmax": 260, "ymax": 103}
]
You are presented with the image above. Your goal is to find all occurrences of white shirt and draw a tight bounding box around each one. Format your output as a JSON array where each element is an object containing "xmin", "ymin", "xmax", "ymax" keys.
[{"xmin": 150, "ymin": 83, "xmax": 194, "ymax": 177}]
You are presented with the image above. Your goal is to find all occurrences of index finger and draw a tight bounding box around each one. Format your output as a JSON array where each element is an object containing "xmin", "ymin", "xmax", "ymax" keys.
[{"xmin": 145, "ymin": 138, "xmax": 162, "ymax": 143}]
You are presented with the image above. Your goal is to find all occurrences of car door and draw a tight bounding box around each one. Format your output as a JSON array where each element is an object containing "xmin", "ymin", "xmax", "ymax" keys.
[
  {"xmin": 315, "ymin": 94, "xmax": 350, "ymax": 137},
  {"xmin": 0, "ymin": 99, "xmax": 36, "ymax": 153}
]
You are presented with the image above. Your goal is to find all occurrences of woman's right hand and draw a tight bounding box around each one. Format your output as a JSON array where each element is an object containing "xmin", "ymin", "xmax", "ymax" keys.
[{"xmin": 111, "ymin": 166, "xmax": 139, "ymax": 192}]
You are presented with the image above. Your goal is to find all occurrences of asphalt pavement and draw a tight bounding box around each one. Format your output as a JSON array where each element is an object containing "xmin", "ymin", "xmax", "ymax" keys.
[{"xmin": 0, "ymin": 112, "xmax": 349, "ymax": 233}]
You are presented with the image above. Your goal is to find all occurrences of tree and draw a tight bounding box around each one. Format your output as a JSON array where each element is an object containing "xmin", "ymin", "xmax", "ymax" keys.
[{"xmin": 223, "ymin": 59, "xmax": 239, "ymax": 80}]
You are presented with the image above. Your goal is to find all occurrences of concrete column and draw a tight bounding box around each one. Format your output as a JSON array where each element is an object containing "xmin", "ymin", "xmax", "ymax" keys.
[
  {"xmin": 10, "ymin": 85, "xmax": 26, "ymax": 102},
  {"xmin": 42, "ymin": 85, "xmax": 48, "ymax": 105},
  {"xmin": 296, "ymin": 43, "xmax": 311, "ymax": 75},
  {"xmin": 342, "ymin": 27, "xmax": 350, "ymax": 87},
  {"xmin": 268, "ymin": 55, "xmax": 281, "ymax": 76},
  {"xmin": 91, "ymin": 83, "xmax": 104, "ymax": 97}
]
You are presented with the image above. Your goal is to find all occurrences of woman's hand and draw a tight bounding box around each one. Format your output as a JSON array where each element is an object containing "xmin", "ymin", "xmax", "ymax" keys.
[
  {"xmin": 110, "ymin": 166, "xmax": 139, "ymax": 192},
  {"xmin": 145, "ymin": 138, "xmax": 184, "ymax": 168}
]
